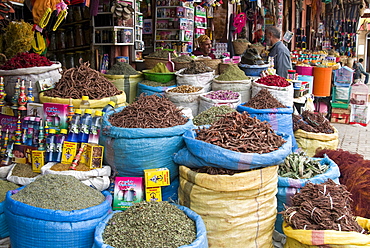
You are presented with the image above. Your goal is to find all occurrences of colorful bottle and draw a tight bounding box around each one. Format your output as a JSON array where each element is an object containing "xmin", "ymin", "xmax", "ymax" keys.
[
  {"xmin": 80, "ymin": 96, "xmax": 90, "ymax": 111},
  {"xmin": 45, "ymin": 129, "xmax": 56, "ymax": 162},
  {"xmin": 38, "ymin": 119, "xmax": 45, "ymax": 151},
  {"xmin": 67, "ymin": 109, "xmax": 82, "ymax": 142},
  {"xmin": 1, "ymin": 140, "xmax": 14, "ymax": 166},
  {"xmin": 1, "ymin": 129, "xmax": 9, "ymax": 156},
  {"xmin": 25, "ymin": 116, "xmax": 34, "ymax": 146},
  {"xmin": 102, "ymin": 101, "xmax": 116, "ymax": 114},
  {"xmin": 67, "ymin": 97, "xmax": 74, "ymax": 122},
  {"xmin": 69, "ymin": 143, "xmax": 87, "ymax": 170},
  {"xmin": 27, "ymin": 80, "xmax": 34, "ymax": 103},
  {"xmin": 54, "ymin": 128, "xmax": 67, "ymax": 162},
  {"xmin": 0, "ymin": 77, "xmax": 6, "ymax": 107},
  {"xmin": 14, "ymin": 115, "xmax": 22, "ymax": 145},
  {"xmin": 88, "ymin": 110, "xmax": 102, "ymax": 144},
  {"xmin": 18, "ymin": 80, "xmax": 28, "ymax": 110},
  {"xmin": 78, "ymin": 109, "xmax": 92, "ymax": 143},
  {"xmin": 11, "ymin": 79, "xmax": 20, "ymax": 110}
]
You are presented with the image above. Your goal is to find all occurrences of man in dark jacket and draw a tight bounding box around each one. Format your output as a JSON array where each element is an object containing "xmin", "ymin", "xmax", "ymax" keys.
[{"xmin": 265, "ymin": 26, "xmax": 292, "ymax": 78}]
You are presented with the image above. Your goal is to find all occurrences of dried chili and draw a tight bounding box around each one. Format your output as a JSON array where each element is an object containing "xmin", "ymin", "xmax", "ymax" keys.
[{"xmin": 0, "ymin": 52, "xmax": 53, "ymax": 70}]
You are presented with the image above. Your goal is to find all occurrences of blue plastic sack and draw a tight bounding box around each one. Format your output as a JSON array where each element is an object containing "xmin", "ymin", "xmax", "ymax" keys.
[
  {"xmin": 93, "ymin": 204, "xmax": 208, "ymax": 248},
  {"xmin": 5, "ymin": 189, "xmax": 112, "ymax": 248},
  {"xmin": 275, "ymin": 155, "xmax": 340, "ymax": 233},
  {"xmin": 0, "ymin": 201, "xmax": 8, "ymax": 239},
  {"xmin": 173, "ymin": 129, "xmax": 292, "ymax": 170},
  {"xmin": 162, "ymin": 176, "xmax": 179, "ymax": 202},
  {"xmin": 100, "ymin": 106, "xmax": 194, "ymax": 180},
  {"xmin": 137, "ymin": 82, "xmax": 176, "ymax": 97},
  {"xmin": 236, "ymin": 104, "xmax": 298, "ymax": 151}
]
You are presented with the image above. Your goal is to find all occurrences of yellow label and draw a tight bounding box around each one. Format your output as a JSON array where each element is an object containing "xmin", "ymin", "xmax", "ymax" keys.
[
  {"xmin": 32, "ymin": 150, "xmax": 45, "ymax": 173},
  {"xmin": 80, "ymin": 143, "xmax": 104, "ymax": 169},
  {"xmin": 61, "ymin": 141, "xmax": 78, "ymax": 164},
  {"xmin": 144, "ymin": 168, "xmax": 170, "ymax": 187},
  {"xmin": 145, "ymin": 187, "xmax": 162, "ymax": 202}
]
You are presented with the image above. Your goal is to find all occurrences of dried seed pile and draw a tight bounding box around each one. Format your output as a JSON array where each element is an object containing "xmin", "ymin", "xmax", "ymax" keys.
[
  {"xmin": 0, "ymin": 180, "xmax": 19, "ymax": 202},
  {"xmin": 168, "ymin": 85, "xmax": 202, "ymax": 93},
  {"xmin": 106, "ymin": 62, "xmax": 139, "ymax": 75},
  {"xmin": 11, "ymin": 163, "xmax": 40, "ymax": 178},
  {"xmin": 293, "ymin": 110, "xmax": 334, "ymax": 134},
  {"xmin": 193, "ymin": 105, "xmax": 237, "ymax": 126},
  {"xmin": 109, "ymin": 94, "xmax": 188, "ymax": 128},
  {"xmin": 50, "ymin": 162, "xmax": 90, "ymax": 171},
  {"xmin": 278, "ymin": 152, "xmax": 329, "ymax": 179},
  {"xmin": 215, "ymin": 64, "xmax": 250, "ymax": 81},
  {"xmin": 140, "ymin": 79, "xmax": 176, "ymax": 87},
  {"xmin": 192, "ymin": 166, "xmax": 248, "ymax": 175},
  {"xmin": 44, "ymin": 62, "xmax": 122, "ymax": 99},
  {"xmin": 195, "ymin": 111, "xmax": 286, "ymax": 154},
  {"xmin": 181, "ymin": 60, "xmax": 213, "ymax": 74},
  {"xmin": 11, "ymin": 174, "xmax": 105, "ymax": 211},
  {"xmin": 243, "ymin": 89, "xmax": 285, "ymax": 109},
  {"xmin": 103, "ymin": 201, "xmax": 196, "ymax": 248},
  {"xmin": 147, "ymin": 50, "xmax": 176, "ymax": 59},
  {"xmin": 283, "ymin": 179, "xmax": 368, "ymax": 234}
]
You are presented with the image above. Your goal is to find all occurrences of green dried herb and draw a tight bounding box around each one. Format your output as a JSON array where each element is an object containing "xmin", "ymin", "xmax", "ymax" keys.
[
  {"xmin": 193, "ymin": 105, "xmax": 237, "ymax": 126},
  {"xmin": 103, "ymin": 201, "xmax": 196, "ymax": 248},
  {"xmin": 0, "ymin": 180, "xmax": 19, "ymax": 202},
  {"xmin": 107, "ymin": 62, "xmax": 139, "ymax": 75},
  {"xmin": 215, "ymin": 64, "xmax": 250, "ymax": 81}
]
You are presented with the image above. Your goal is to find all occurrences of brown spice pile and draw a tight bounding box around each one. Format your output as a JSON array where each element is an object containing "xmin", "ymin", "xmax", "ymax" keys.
[
  {"xmin": 195, "ymin": 111, "xmax": 286, "ymax": 154},
  {"xmin": 44, "ymin": 62, "xmax": 122, "ymax": 99},
  {"xmin": 243, "ymin": 89, "xmax": 285, "ymax": 109},
  {"xmin": 293, "ymin": 110, "xmax": 334, "ymax": 133},
  {"xmin": 181, "ymin": 60, "xmax": 213, "ymax": 74},
  {"xmin": 109, "ymin": 94, "xmax": 188, "ymax": 128},
  {"xmin": 283, "ymin": 179, "xmax": 367, "ymax": 234},
  {"xmin": 51, "ymin": 163, "xmax": 91, "ymax": 171}
]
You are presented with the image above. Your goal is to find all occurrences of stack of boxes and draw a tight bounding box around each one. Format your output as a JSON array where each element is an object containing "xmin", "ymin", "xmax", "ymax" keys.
[
  {"xmin": 330, "ymin": 66, "xmax": 353, "ymax": 124},
  {"xmin": 349, "ymin": 82, "xmax": 370, "ymax": 126}
]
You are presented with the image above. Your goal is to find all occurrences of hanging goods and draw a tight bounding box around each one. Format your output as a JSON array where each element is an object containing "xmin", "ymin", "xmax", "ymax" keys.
[{"xmin": 233, "ymin": 12, "xmax": 246, "ymax": 34}]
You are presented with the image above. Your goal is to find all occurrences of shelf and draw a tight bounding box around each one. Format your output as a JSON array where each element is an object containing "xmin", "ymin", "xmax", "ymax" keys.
[
  {"xmin": 155, "ymin": 40, "xmax": 191, "ymax": 42},
  {"xmin": 49, "ymin": 45, "xmax": 91, "ymax": 53},
  {"xmin": 94, "ymin": 42, "xmax": 134, "ymax": 45},
  {"xmin": 61, "ymin": 19, "xmax": 90, "ymax": 27},
  {"xmin": 94, "ymin": 26, "xmax": 134, "ymax": 29},
  {"xmin": 157, "ymin": 28, "xmax": 181, "ymax": 31}
]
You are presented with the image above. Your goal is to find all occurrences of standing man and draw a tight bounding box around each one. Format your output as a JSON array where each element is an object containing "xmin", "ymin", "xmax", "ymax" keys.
[
  {"xmin": 265, "ymin": 26, "xmax": 292, "ymax": 78},
  {"xmin": 356, "ymin": 58, "xmax": 369, "ymax": 84}
]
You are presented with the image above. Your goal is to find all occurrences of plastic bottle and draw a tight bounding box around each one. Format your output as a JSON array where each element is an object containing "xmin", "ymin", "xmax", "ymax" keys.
[
  {"xmin": 88, "ymin": 110, "xmax": 102, "ymax": 144},
  {"xmin": 102, "ymin": 101, "xmax": 116, "ymax": 114},
  {"xmin": 54, "ymin": 129, "xmax": 68, "ymax": 162},
  {"xmin": 80, "ymin": 96, "xmax": 90, "ymax": 111},
  {"xmin": 45, "ymin": 129, "xmax": 56, "ymax": 162},
  {"xmin": 67, "ymin": 109, "xmax": 82, "ymax": 142},
  {"xmin": 78, "ymin": 109, "xmax": 93, "ymax": 143}
]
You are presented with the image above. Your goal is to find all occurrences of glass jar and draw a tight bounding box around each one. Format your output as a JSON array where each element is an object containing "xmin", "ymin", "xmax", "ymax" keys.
[
  {"xmin": 57, "ymin": 53, "xmax": 66, "ymax": 68},
  {"xmin": 72, "ymin": 6, "xmax": 82, "ymax": 22},
  {"xmin": 75, "ymin": 51, "xmax": 84, "ymax": 66},
  {"xmin": 74, "ymin": 24, "xmax": 84, "ymax": 47},
  {"xmin": 66, "ymin": 27, "xmax": 75, "ymax": 48},
  {"xmin": 66, "ymin": 9, "xmax": 74, "ymax": 23},
  {"xmin": 49, "ymin": 32, "xmax": 57, "ymax": 51},
  {"xmin": 56, "ymin": 29, "xmax": 66, "ymax": 50},
  {"xmin": 66, "ymin": 53, "xmax": 75, "ymax": 68},
  {"xmin": 83, "ymin": 50, "xmax": 90, "ymax": 63},
  {"xmin": 83, "ymin": 26, "xmax": 91, "ymax": 45}
]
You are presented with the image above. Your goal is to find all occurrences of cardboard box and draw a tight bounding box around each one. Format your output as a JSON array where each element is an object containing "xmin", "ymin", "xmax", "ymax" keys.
[
  {"xmin": 80, "ymin": 143, "xmax": 104, "ymax": 169},
  {"xmin": 32, "ymin": 150, "xmax": 45, "ymax": 173},
  {"xmin": 330, "ymin": 113, "xmax": 350, "ymax": 124},
  {"xmin": 331, "ymin": 107, "xmax": 351, "ymax": 115},
  {"xmin": 43, "ymin": 102, "xmax": 69, "ymax": 131},
  {"xmin": 144, "ymin": 168, "xmax": 170, "ymax": 187},
  {"xmin": 145, "ymin": 187, "xmax": 162, "ymax": 202},
  {"xmin": 61, "ymin": 141, "xmax": 78, "ymax": 164},
  {"xmin": 113, "ymin": 177, "xmax": 144, "ymax": 210},
  {"xmin": 13, "ymin": 144, "xmax": 37, "ymax": 164},
  {"xmin": 27, "ymin": 103, "xmax": 44, "ymax": 120}
]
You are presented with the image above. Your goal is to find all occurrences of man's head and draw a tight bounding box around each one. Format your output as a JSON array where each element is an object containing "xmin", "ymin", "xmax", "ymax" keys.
[
  {"xmin": 265, "ymin": 26, "xmax": 281, "ymax": 46},
  {"xmin": 198, "ymin": 35, "xmax": 212, "ymax": 55},
  {"xmin": 359, "ymin": 58, "xmax": 364, "ymax": 63}
]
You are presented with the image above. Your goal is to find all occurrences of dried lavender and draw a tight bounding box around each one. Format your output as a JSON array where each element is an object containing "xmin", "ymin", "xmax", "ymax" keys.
[{"xmin": 103, "ymin": 201, "xmax": 196, "ymax": 248}]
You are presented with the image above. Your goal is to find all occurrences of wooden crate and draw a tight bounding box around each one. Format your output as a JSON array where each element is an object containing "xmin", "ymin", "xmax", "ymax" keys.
[
  {"xmin": 331, "ymin": 107, "xmax": 351, "ymax": 115},
  {"xmin": 331, "ymin": 113, "xmax": 350, "ymax": 124}
]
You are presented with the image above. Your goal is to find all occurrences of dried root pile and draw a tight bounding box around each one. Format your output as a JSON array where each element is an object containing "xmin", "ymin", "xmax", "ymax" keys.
[
  {"xmin": 109, "ymin": 94, "xmax": 188, "ymax": 128},
  {"xmin": 195, "ymin": 111, "xmax": 286, "ymax": 154},
  {"xmin": 293, "ymin": 110, "xmax": 334, "ymax": 133},
  {"xmin": 244, "ymin": 89, "xmax": 285, "ymax": 109},
  {"xmin": 192, "ymin": 166, "xmax": 248, "ymax": 175},
  {"xmin": 44, "ymin": 62, "xmax": 122, "ymax": 99},
  {"xmin": 283, "ymin": 179, "xmax": 368, "ymax": 234}
]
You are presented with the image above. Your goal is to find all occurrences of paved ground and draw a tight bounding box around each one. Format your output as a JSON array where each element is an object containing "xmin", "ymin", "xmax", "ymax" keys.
[{"xmin": 331, "ymin": 122, "xmax": 370, "ymax": 160}]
